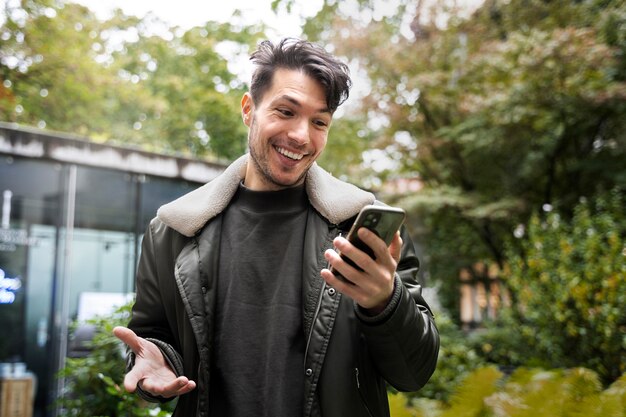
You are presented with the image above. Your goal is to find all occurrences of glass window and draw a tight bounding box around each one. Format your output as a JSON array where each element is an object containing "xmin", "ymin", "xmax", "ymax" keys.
[
  {"xmin": 0, "ymin": 156, "xmax": 63, "ymax": 228},
  {"xmin": 73, "ymin": 166, "xmax": 136, "ymax": 232},
  {"xmin": 0, "ymin": 148, "xmax": 213, "ymax": 417},
  {"xmin": 138, "ymin": 175, "xmax": 200, "ymax": 232},
  {"xmin": 0, "ymin": 156, "xmax": 62, "ymax": 413},
  {"xmin": 0, "ymin": 156, "xmax": 62, "ymax": 359}
]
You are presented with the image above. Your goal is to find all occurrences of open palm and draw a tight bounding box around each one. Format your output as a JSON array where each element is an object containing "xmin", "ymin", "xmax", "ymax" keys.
[{"xmin": 113, "ymin": 326, "xmax": 196, "ymax": 398}]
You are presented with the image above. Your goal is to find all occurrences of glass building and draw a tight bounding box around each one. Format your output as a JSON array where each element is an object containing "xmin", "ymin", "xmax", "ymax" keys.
[{"xmin": 0, "ymin": 122, "xmax": 226, "ymax": 416}]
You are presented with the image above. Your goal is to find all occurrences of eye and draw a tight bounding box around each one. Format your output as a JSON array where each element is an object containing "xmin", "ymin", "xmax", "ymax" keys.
[
  {"xmin": 313, "ymin": 119, "xmax": 329, "ymax": 129},
  {"xmin": 277, "ymin": 108, "xmax": 294, "ymax": 117}
]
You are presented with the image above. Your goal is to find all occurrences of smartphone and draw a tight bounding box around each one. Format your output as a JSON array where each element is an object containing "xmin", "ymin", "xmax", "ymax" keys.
[{"xmin": 331, "ymin": 204, "xmax": 406, "ymax": 280}]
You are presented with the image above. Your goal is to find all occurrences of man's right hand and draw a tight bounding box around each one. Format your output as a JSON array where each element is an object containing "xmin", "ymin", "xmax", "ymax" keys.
[{"xmin": 113, "ymin": 326, "xmax": 197, "ymax": 398}]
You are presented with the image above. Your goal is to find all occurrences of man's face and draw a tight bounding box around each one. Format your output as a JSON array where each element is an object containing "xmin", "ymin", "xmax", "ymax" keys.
[{"xmin": 241, "ymin": 68, "xmax": 332, "ymax": 191}]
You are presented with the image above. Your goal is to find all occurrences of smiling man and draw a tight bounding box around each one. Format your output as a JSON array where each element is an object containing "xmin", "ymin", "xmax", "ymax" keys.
[
  {"xmin": 114, "ymin": 38, "xmax": 439, "ymax": 417},
  {"xmin": 241, "ymin": 67, "xmax": 331, "ymax": 190}
]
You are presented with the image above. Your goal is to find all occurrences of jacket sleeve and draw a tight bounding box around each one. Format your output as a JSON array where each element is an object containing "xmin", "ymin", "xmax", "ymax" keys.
[
  {"xmin": 125, "ymin": 218, "xmax": 186, "ymax": 402},
  {"xmin": 355, "ymin": 225, "xmax": 440, "ymax": 391}
]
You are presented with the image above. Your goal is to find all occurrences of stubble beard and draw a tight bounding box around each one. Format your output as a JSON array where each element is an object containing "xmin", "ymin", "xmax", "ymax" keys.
[{"xmin": 247, "ymin": 116, "xmax": 309, "ymax": 189}]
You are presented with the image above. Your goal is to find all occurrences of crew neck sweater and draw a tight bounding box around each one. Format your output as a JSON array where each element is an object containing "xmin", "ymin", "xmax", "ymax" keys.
[{"xmin": 209, "ymin": 183, "xmax": 308, "ymax": 416}]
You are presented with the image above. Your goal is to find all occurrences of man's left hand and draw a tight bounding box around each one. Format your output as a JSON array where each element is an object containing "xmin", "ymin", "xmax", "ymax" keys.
[{"xmin": 321, "ymin": 228, "xmax": 402, "ymax": 315}]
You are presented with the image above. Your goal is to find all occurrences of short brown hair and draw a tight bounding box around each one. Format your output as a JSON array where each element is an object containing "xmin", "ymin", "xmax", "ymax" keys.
[{"xmin": 249, "ymin": 38, "xmax": 352, "ymax": 113}]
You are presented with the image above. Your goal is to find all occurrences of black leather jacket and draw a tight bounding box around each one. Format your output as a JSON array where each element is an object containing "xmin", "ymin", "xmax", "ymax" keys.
[{"xmin": 127, "ymin": 155, "xmax": 439, "ymax": 417}]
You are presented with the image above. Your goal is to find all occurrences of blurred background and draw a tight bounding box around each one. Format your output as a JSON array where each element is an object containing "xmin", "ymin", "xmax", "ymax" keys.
[{"xmin": 0, "ymin": 0, "xmax": 624, "ymax": 416}]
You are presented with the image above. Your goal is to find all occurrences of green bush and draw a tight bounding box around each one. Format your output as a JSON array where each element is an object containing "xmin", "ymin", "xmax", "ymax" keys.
[
  {"xmin": 504, "ymin": 189, "xmax": 626, "ymax": 384},
  {"xmin": 56, "ymin": 303, "xmax": 175, "ymax": 417},
  {"xmin": 404, "ymin": 310, "xmax": 485, "ymax": 404},
  {"xmin": 399, "ymin": 367, "xmax": 626, "ymax": 417},
  {"xmin": 467, "ymin": 310, "xmax": 545, "ymax": 370}
]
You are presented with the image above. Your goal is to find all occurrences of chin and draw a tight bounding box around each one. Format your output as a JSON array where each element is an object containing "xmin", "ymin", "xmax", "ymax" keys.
[{"xmin": 272, "ymin": 173, "xmax": 306, "ymax": 188}]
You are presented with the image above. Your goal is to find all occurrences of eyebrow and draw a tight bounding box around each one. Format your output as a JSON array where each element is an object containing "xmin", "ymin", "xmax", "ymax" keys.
[{"xmin": 277, "ymin": 94, "xmax": 331, "ymax": 115}]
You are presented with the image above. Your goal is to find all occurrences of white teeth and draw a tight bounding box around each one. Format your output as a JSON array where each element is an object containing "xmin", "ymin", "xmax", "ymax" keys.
[{"xmin": 277, "ymin": 147, "xmax": 304, "ymax": 160}]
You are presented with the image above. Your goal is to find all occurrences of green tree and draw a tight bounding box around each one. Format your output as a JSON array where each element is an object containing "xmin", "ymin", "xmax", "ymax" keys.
[
  {"xmin": 0, "ymin": 0, "xmax": 134, "ymax": 136},
  {"xmin": 113, "ymin": 20, "xmax": 264, "ymax": 158},
  {"xmin": 1, "ymin": 0, "xmax": 265, "ymax": 160},
  {"xmin": 280, "ymin": 0, "xmax": 626, "ymax": 320}
]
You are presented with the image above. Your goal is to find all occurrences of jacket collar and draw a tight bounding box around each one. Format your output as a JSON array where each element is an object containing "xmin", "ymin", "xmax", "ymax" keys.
[{"xmin": 157, "ymin": 154, "xmax": 375, "ymax": 237}]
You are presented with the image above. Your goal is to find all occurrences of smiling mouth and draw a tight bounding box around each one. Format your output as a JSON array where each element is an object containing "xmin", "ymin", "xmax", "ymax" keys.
[{"xmin": 276, "ymin": 146, "xmax": 305, "ymax": 161}]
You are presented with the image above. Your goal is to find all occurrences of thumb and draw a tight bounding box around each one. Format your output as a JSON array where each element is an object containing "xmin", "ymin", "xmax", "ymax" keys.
[
  {"xmin": 113, "ymin": 326, "xmax": 142, "ymax": 353},
  {"xmin": 113, "ymin": 326, "xmax": 144, "ymax": 393}
]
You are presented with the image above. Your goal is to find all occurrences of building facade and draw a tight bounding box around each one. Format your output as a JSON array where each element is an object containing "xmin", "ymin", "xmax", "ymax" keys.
[{"xmin": 0, "ymin": 122, "xmax": 226, "ymax": 416}]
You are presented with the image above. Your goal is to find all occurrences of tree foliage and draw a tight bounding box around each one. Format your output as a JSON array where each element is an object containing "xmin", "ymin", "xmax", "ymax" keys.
[
  {"xmin": 0, "ymin": 0, "xmax": 265, "ymax": 159},
  {"xmin": 284, "ymin": 0, "xmax": 626, "ymax": 323},
  {"xmin": 272, "ymin": 0, "xmax": 626, "ymax": 391},
  {"xmin": 4, "ymin": 0, "xmax": 626, "ymax": 399}
]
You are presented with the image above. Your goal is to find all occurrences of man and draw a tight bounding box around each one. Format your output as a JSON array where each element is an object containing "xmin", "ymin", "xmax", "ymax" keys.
[{"xmin": 114, "ymin": 38, "xmax": 439, "ymax": 417}]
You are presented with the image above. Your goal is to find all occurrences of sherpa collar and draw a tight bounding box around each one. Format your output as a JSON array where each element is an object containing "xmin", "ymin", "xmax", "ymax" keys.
[{"xmin": 157, "ymin": 154, "xmax": 375, "ymax": 237}]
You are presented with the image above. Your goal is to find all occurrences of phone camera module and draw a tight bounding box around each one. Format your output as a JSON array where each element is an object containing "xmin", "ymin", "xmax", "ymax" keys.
[{"xmin": 364, "ymin": 213, "xmax": 380, "ymax": 227}]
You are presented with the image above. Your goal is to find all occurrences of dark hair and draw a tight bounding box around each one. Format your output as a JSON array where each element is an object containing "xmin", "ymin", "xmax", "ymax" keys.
[{"xmin": 249, "ymin": 38, "xmax": 352, "ymax": 113}]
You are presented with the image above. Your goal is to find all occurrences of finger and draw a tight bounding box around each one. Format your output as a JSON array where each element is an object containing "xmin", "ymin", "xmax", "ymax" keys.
[
  {"xmin": 332, "ymin": 235, "xmax": 372, "ymax": 272},
  {"xmin": 142, "ymin": 376, "xmax": 197, "ymax": 398},
  {"xmin": 113, "ymin": 326, "xmax": 143, "ymax": 353},
  {"xmin": 324, "ymin": 247, "xmax": 362, "ymax": 285},
  {"xmin": 176, "ymin": 379, "xmax": 197, "ymax": 395},
  {"xmin": 321, "ymin": 267, "xmax": 358, "ymax": 299},
  {"xmin": 164, "ymin": 377, "xmax": 197, "ymax": 396},
  {"xmin": 321, "ymin": 266, "xmax": 381, "ymax": 310},
  {"xmin": 322, "ymin": 249, "xmax": 373, "ymax": 296},
  {"xmin": 123, "ymin": 368, "xmax": 142, "ymax": 393},
  {"xmin": 356, "ymin": 228, "xmax": 388, "ymax": 258}
]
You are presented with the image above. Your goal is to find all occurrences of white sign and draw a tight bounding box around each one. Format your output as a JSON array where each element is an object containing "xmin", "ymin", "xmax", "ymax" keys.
[
  {"xmin": 77, "ymin": 292, "xmax": 134, "ymax": 321},
  {"xmin": 0, "ymin": 268, "xmax": 21, "ymax": 304}
]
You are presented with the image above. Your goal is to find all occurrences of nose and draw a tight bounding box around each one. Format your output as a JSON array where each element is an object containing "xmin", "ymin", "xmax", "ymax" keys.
[{"xmin": 287, "ymin": 118, "xmax": 310, "ymax": 145}]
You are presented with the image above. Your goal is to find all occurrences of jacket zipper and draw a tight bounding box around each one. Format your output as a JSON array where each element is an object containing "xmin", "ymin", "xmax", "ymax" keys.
[
  {"xmin": 304, "ymin": 281, "xmax": 326, "ymax": 362},
  {"xmin": 355, "ymin": 368, "xmax": 375, "ymax": 417},
  {"xmin": 304, "ymin": 231, "xmax": 342, "ymax": 364}
]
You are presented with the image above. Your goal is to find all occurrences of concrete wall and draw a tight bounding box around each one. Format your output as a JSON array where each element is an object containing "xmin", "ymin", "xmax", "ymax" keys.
[{"xmin": 0, "ymin": 122, "xmax": 227, "ymax": 183}]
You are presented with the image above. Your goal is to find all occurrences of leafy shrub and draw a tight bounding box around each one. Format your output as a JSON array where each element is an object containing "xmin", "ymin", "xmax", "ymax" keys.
[
  {"xmin": 504, "ymin": 190, "xmax": 626, "ymax": 384},
  {"xmin": 399, "ymin": 367, "xmax": 626, "ymax": 417},
  {"xmin": 56, "ymin": 302, "xmax": 175, "ymax": 417},
  {"xmin": 467, "ymin": 312, "xmax": 540, "ymax": 370},
  {"xmin": 405, "ymin": 310, "xmax": 485, "ymax": 404}
]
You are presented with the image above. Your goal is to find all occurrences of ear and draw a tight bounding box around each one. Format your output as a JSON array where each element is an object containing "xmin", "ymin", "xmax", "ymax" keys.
[{"xmin": 241, "ymin": 93, "xmax": 254, "ymax": 127}]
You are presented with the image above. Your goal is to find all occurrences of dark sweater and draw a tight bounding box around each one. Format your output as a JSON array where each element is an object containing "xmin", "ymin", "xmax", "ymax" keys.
[{"xmin": 209, "ymin": 183, "xmax": 308, "ymax": 417}]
